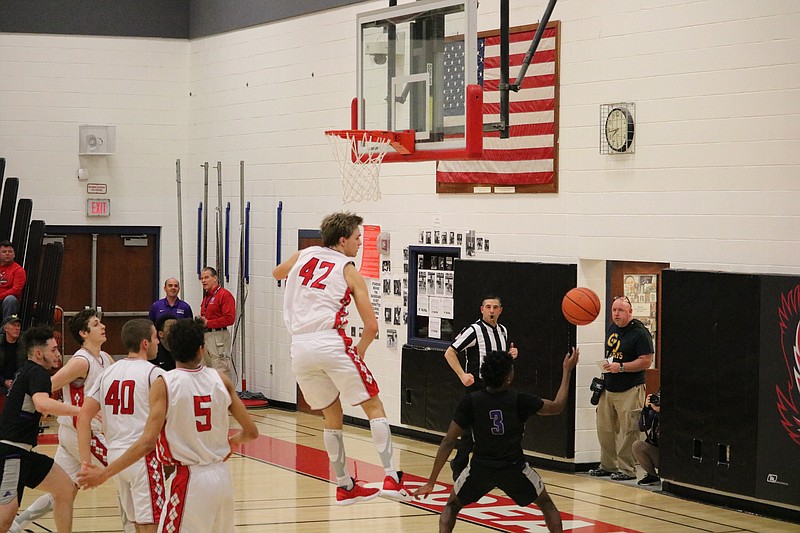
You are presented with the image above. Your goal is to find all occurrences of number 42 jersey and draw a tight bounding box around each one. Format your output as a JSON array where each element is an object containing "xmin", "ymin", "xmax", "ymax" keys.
[
  {"xmin": 283, "ymin": 246, "xmax": 354, "ymax": 336},
  {"xmin": 87, "ymin": 358, "xmax": 166, "ymax": 453}
]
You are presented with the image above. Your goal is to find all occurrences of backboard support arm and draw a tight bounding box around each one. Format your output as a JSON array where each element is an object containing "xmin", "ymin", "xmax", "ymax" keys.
[{"xmin": 498, "ymin": 0, "xmax": 558, "ymax": 138}]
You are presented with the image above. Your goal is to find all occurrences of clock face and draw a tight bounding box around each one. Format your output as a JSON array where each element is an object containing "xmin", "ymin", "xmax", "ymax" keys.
[{"xmin": 605, "ymin": 107, "xmax": 634, "ymax": 152}]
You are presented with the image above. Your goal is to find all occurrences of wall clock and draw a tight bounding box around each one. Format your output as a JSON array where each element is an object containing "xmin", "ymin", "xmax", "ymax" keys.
[{"xmin": 600, "ymin": 103, "xmax": 635, "ymax": 154}]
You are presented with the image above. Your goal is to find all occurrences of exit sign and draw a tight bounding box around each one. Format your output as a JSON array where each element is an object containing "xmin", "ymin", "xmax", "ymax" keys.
[{"xmin": 86, "ymin": 198, "xmax": 111, "ymax": 217}]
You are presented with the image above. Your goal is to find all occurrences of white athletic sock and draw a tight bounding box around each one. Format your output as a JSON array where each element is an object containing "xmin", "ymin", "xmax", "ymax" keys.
[
  {"xmin": 369, "ymin": 417, "xmax": 398, "ymax": 481},
  {"xmin": 14, "ymin": 492, "xmax": 54, "ymax": 528},
  {"xmin": 337, "ymin": 475, "xmax": 354, "ymax": 490},
  {"xmin": 323, "ymin": 428, "xmax": 350, "ymax": 484}
]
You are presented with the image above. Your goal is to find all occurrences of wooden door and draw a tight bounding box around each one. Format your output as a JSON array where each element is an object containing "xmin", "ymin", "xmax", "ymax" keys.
[
  {"xmin": 296, "ymin": 231, "xmax": 322, "ymax": 415},
  {"xmin": 48, "ymin": 228, "xmax": 158, "ymax": 358},
  {"xmin": 607, "ymin": 260, "xmax": 669, "ymax": 395}
]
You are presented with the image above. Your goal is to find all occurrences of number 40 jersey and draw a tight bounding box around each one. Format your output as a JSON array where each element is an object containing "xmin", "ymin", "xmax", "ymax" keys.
[
  {"xmin": 87, "ymin": 358, "xmax": 165, "ymax": 453},
  {"xmin": 283, "ymin": 246, "xmax": 354, "ymax": 336}
]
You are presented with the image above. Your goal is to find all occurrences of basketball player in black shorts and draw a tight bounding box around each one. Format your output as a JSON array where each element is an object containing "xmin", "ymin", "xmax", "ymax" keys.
[
  {"xmin": 414, "ymin": 348, "xmax": 579, "ymax": 533},
  {"xmin": 0, "ymin": 326, "xmax": 80, "ymax": 533}
]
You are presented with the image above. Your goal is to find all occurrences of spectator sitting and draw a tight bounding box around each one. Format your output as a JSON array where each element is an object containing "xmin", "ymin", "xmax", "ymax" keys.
[
  {"xmin": 0, "ymin": 241, "xmax": 26, "ymax": 322},
  {"xmin": 0, "ymin": 314, "xmax": 23, "ymax": 397}
]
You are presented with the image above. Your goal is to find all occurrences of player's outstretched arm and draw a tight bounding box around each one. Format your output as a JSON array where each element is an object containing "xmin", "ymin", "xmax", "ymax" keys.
[
  {"xmin": 78, "ymin": 377, "xmax": 167, "ymax": 489},
  {"xmin": 77, "ymin": 397, "xmax": 101, "ymax": 465},
  {"xmin": 413, "ymin": 420, "xmax": 464, "ymax": 500},
  {"xmin": 220, "ymin": 371, "xmax": 259, "ymax": 449},
  {"xmin": 31, "ymin": 392, "xmax": 80, "ymax": 418},
  {"xmin": 538, "ymin": 347, "xmax": 579, "ymax": 416},
  {"xmin": 272, "ymin": 250, "xmax": 300, "ymax": 280}
]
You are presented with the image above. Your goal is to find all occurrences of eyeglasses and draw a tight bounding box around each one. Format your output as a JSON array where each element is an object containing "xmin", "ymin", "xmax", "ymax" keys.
[{"xmin": 612, "ymin": 295, "xmax": 632, "ymax": 306}]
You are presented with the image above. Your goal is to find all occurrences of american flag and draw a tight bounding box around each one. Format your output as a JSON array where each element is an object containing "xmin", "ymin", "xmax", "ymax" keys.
[{"xmin": 437, "ymin": 25, "xmax": 558, "ymax": 192}]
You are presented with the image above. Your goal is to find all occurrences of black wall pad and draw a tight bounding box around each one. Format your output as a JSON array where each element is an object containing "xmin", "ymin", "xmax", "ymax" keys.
[
  {"xmin": 755, "ymin": 274, "xmax": 800, "ymax": 507},
  {"xmin": 401, "ymin": 260, "xmax": 578, "ymax": 458},
  {"xmin": 0, "ymin": 176, "xmax": 19, "ymax": 241},
  {"xmin": 20, "ymin": 220, "xmax": 44, "ymax": 329},
  {"xmin": 11, "ymin": 198, "xmax": 32, "ymax": 265},
  {"xmin": 32, "ymin": 242, "xmax": 64, "ymax": 326},
  {"xmin": 452, "ymin": 260, "xmax": 577, "ymax": 458},
  {"xmin": 400, "ymin": 345, "xmax": 429, "ymax": 429},
  {"xmin": 661, "ymin": 269, "xmax": 800, "ymax": 509}
]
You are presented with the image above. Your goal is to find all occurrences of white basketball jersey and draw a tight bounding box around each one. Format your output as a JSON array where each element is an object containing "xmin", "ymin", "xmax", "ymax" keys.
[
  {"xmin": 86, "ymin": 358, "xmax": 166, "ymax": 452},
  {"xmin": 283, "ymin": 246, "xmax": 354, "ymax": 335},
  {"xmin": 157, "ymin": 367, "xmax": 231, "ymax": 467},
  {"xmin": 58, "ymin": 348, "xmax": 115, "ymax": 431}
]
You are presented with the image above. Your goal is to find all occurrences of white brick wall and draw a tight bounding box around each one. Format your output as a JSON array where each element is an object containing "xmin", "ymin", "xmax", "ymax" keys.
[{"xmin": 1, "ymin": 0, "xmax": 799, "ymax": 463}]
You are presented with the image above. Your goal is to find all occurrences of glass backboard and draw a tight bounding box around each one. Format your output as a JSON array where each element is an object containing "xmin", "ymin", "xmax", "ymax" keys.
[{"xmin": 356, "ymin": 0, "xmax": 481, "ymax": 162}]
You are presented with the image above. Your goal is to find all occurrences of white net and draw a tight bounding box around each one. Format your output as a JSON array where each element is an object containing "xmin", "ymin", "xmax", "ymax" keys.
[{"xmin": 326, "ymin": 131, "xmax": 391, "ymax": 203}]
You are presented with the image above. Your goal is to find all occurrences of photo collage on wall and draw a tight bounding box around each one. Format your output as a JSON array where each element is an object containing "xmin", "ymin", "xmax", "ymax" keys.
[
  {"xmin": 624, "ymin": 273, "xmax": 658, "ymax": 339},
  {"xmin": 418, "ymin": 228, "xmax": 489, "ymax": 257},
  {"xmin": 351, "ymin": 226, "xmax": 493, "ymax": 349},
  {"xmin": 374, "ymin": 246, "xmax": 407, "ymax": 349}
]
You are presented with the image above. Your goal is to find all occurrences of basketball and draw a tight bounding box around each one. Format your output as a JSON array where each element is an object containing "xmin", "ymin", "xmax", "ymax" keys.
[
  {"xmin": 53, "ymin": 306, "xmax": 63, "ymax": 324},
  {"xmin": 562, "ymin": 287, "xmax": 601, "ymax": 326}
]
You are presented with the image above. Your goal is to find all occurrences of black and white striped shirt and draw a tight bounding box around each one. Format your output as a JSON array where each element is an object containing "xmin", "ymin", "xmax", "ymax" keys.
[{"xmin": 450, "ymin": 319, "xmax": 510, "ymax": 383}]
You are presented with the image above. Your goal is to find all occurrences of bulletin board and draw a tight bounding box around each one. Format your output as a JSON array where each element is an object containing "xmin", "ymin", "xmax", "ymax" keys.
[{"xmin": 406, "ymin": 246, "xmax": 461, "ymax": 348}]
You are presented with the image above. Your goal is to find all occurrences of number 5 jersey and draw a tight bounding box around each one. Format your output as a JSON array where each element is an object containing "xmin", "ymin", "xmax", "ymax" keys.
[{"xmin": 157, "ymin": 366, "xmax": 232, "ymax": 466}]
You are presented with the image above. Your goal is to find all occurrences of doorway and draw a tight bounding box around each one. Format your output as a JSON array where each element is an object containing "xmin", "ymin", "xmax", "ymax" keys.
[{"xmin": 44, "ymin": 226, "xmax": 159, "ymax": 357}]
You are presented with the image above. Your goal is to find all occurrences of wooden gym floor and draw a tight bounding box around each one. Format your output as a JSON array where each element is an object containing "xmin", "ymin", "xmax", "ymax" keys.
[{"xmin": 20, "ymin": 409, "xmax": 797, "ymax": 532}]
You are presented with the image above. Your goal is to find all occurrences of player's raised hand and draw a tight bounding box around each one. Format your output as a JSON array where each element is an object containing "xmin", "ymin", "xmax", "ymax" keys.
[{"xmin": 563, "ymin": 347, "xmax": 580, "ymax": 372}]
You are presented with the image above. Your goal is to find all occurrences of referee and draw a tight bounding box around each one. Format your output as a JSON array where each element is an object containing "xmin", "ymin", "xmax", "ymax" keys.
[{"xmin": 444, "ymin": 295, "xmax": 517, "ymax": 480}]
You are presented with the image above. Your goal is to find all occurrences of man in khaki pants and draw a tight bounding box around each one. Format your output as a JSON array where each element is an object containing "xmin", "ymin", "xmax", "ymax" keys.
[
  {"xmin": 590, "ymin": 295, "xmax": 654, "ymax": 481},
  {"xmin": 199, "ymin": 267, "xmax": 235, "ymax": 380}
]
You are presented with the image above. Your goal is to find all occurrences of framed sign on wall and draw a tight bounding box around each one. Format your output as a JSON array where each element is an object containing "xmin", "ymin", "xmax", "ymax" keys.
[{"xmin": 407, "ymin": 246, "xmax": 461, "ymax": 348}]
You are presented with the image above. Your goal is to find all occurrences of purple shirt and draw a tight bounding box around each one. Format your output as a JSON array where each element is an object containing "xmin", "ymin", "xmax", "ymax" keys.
[{"xmin": 148, "ymin": 297, "xmax": 193, "ymax": 323}]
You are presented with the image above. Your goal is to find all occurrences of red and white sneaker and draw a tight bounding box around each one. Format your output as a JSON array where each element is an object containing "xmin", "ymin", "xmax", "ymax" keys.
[
  {"xmin": 381, "ymin": 471, "xmax": 411, "ymax": 501},
  {"xmin": 336, "ymin": 478, "xmax": 381, "ymax": 506}
]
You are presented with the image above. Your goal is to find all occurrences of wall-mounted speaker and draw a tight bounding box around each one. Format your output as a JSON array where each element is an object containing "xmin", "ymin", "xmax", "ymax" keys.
[{"xmin": 79, "ymin": 125, "xmax": 116, "ymax": 155}]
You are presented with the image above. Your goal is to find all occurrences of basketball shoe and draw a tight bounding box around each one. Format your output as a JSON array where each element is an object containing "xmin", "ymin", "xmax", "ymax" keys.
[
  {"xmin": 381, "ymin": 471, "xmax": 411, "ymax": 500},
  {"xmin": 336, "ymin": 478, "xmax": 381, "ymax": 506}
]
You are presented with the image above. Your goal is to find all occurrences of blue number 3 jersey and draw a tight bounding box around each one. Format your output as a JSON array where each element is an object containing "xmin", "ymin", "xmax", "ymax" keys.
[{"xmin": 453, "ymin": 389, "xmax": 544, "ymax": 468}]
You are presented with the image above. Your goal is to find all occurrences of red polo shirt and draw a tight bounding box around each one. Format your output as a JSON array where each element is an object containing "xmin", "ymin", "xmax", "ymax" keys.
[{"xmin": 200, "ymin": 284, "xmax": 235, "ymax": 329}]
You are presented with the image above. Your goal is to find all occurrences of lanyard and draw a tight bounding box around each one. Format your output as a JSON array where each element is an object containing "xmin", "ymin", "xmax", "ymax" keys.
[{"xmin": 201, "ymin": 285, "xmax": 221, "ymax": 316}]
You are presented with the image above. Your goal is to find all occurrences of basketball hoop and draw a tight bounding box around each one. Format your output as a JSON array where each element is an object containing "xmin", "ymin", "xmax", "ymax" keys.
[{"xmin": 325, "ymin": 130, "xmax": 414, "ymax": 203}]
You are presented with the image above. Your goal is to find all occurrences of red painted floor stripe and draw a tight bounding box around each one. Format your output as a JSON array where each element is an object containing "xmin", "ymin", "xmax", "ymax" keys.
[
  {"xmin": 38, "ymin": 433, "xmax": 59, "ymax": 445},
  {"xmin": 235, "ymin": 433, "xmax": 642, "ymax": 533}
]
